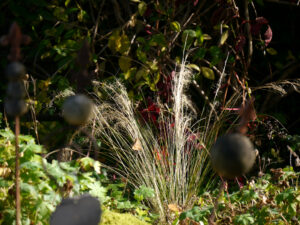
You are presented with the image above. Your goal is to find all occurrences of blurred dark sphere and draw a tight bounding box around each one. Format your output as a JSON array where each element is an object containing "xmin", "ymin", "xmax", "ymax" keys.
[{"xmin": 210, "ymin": 133, "xmax": 256, "ymax": 179}]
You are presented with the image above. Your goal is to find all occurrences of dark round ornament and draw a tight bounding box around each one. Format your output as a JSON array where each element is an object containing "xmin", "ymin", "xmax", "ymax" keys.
[
  {"xmin": 62, "ymin": 94, "xmax": 94, "ymax": 126},
  {"xmin": 210, "ymin": 133, "xmax": 256, "ymax": 179},
  {"xmin": 5, "ymin": 62, "xmax": 27, "ymax": 81},
  {"xmin": 6, "ymin": 81, "xmax": 26, "ymax": 99},
  {"xmin": 4, "ymin": 98, "xmax": 28, "ymax": 117},
  {"xmin": 50, "ymin": 194, "xmax": 102, "ymax": 225}
]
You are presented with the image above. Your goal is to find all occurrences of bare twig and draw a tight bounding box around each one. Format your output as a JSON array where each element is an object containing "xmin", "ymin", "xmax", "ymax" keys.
[
  {"xmin": 244, "ymin": 0, "xmax": 253, "ymax": 68},
  {"xmin": 81, "ymin": 128, "xmax": 100, "ymax": 160},
  {"xmin": 92, "ymin": 0, "xmax": 106, "ymax": 48},
  {"xmin": 208, "ymin": 182, "xmax": 224, "ymax": 225},
  {"xmin": 111, "ymin": 0, "xmax": 125, "ymax": 25}
]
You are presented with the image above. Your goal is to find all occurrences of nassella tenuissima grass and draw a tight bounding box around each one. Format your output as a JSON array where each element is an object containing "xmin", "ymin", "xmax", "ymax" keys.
[{"xmin": 92, "ymin": 55, "xmax": 240, "ymax": 223}]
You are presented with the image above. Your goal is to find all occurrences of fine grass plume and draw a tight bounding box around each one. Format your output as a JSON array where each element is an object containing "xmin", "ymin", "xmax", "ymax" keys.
[{"xmin": 92, "ymin": 55, "xmax": 237, "ymax": 223}]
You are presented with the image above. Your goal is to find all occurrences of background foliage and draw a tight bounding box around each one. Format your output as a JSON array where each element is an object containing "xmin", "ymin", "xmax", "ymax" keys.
[{"xmin": 0, "ymin": 0, "xmax": 300, "ymax": 224}]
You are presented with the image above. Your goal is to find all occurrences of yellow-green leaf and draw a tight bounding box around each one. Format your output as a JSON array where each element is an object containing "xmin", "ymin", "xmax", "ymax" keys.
[
  {"xmin": 136, "ymin": 67, "xmax": 149, "ymax": 81},
  {"xmin": 213, "ymin": 24, "xmax": 229, "ymax": 30},
  {"xmin": 187, "ymin": 64, "xmax": 201, "ymax": 72},
  {"xmin": 77, "ymin": 10, "xmax": 87, "ymax": 22},
  {"xmin": 219, "ymin": 30, "xmax": 229, "ymax": 46},
  {"xmin": 119, "ymin": 56, "xmax": 131, "ymax": 72},
  {"xmin": 124, "ymin": 67, "xmax": 137, "ymax": 80},
  {"xmin": 203, "ymin": 34, "xmax": 212, "ymax": 40},
  {"xmin": 201, "ymin": 67, "xmax": 215, "ymax": 80},
  {"xmin": 65, "ymin": 0, "xmax": 71, "ymax": 6},
  {"xmin": 266, "ymin": 48, "xmax": 277, "ymax": 55},
  {"xmin": 153, "ymin": 72, "xmax": 160, "ymax": 85},
  {"xmin": 136, "ymin": 47, "xmax": 147, "ymax": 63},
  {"xmin": 108, "ymin": 30, "xmax": 121, "ymax": 53},
  {"xmin": 170, "ymin": 21, "xmax": 181, "ymax": 32},
  {"xmin": 138, "ymin": 1, "xmax": 147, "ymax": 16},
  {"xmin": 119, "ymin": 34, "xmax": 130, "ymax": 54},
  {"xmin": 53, "ymin": 7, "xmax": 68, "ymax": 22},
  {"xmin": 108, "ymin": 31, "xmax": 130, "ymax": 54},
  {"xmin": 146, "ymin": 60, "xmax": 158, "ymax": 71}
]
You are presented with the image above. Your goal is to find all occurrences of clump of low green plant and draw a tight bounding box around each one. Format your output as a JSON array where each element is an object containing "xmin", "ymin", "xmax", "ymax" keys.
[
  {"xmin": 179, "ymin": 167, "xmax": 300, "ymax": 224},
  {"xmin": 0, "ymin": 128, "xmax": 155, "ymax": 225}
]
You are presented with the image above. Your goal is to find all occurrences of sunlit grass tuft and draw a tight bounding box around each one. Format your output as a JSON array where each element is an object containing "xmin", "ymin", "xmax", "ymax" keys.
[{"xmin": 92, "ymin": 57, "xmax": 240, "ymax": 223}]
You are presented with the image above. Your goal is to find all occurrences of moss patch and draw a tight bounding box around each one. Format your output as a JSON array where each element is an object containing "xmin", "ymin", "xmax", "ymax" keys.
[{"xmin": 100, "ymin": 210, "xmax": 151, "ymax": 225}]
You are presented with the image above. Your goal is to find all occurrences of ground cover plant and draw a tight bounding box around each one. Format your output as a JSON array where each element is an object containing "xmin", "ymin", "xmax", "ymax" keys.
[{"xmin": 0, "ymin": 0, "xmax": 300, "ymax": 224}]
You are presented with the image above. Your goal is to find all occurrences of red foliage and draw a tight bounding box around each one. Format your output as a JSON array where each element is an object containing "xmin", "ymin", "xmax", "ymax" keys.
[
  {"xmin": 264, "ymin": 25, "xmax": 273, "ymax": 46},
  {"xmin": 140, "ymin": 98, "xmax": 160, "ymax": 125},
  {"xmin": 235, "ymin": 35, "xmax": 246, "ymax": 52},
  {"xmin": 251, "ymin": 17, "xmax": 269, "ymax": 36}
]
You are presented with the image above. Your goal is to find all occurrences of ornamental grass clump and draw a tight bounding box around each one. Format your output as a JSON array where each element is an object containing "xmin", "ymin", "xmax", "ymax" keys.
[{"xmin": 92, "ymin": 57, "xmax": 239, "ymax": 223}]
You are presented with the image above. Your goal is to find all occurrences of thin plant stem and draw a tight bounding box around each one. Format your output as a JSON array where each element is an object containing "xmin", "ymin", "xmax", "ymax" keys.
[
  {"xmin": 15, "ymin": 116, "xmax": 21, "ymax": 225},
  {"xmin": 208, "ymin": 182, "xmax": 224, "ymax": 225}
]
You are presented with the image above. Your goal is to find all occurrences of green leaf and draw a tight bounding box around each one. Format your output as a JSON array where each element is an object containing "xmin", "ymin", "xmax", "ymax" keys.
[
  {"xmin": 60, "ymin": 162, "xmax": 78, "ymax": 172},
  {"xmin": 153, "ymin": 72, "xmax": 160, "ymax": 85},
  {"xmin": 87, "ymin": 182, "xmax": 107, "ymax": 202},
  {"xmin": 124, "ymin": 67, "xmax": 137, "ymax": 80},
  {"xmin": 19, "ymin": 135, "xmax": 34, "ymax": 142},
  {"xmin": 119, "ymin": 55, "xmax": 131, "ymax": 72},
  {"xmin": 108, "ymin": 30, "xmax": 120, "ymax": 53},
  {"xmin": 201, "ymin": 67, "xmax": 215, "ymax": 80},
  {"xmin": 146, "ymin": 60, "xmax": 158, "ymax": 71},
  {"xmin": 202, "ymin": 34, "xmax": 212, "ymax": 40},
  {"xmin": 53, "ymin": 7, "xmax": 68, "ymax": 22},
  {"xmin": 136, "ymin": 67, "xmax": 149, "ymax": 81},
  {"xmin": 108, "ymin": 30, "xmax": 130, "ymax": 54},
  {"xmin": 20, "ymin": 161, "xmax": 42, "ymax": 170},
  {"xmin": 117, "ymin": 201, "xmax": 135, "ymax": 209},
  {"xmin": 134, "ymin": 185, "xmax": 155, "ymax": 202},
  {"xmin": 193, "ymin": 48, "xmax": 206, "ymax": 60},
  {"xmin": 209, "ymin": 46, "xmax": 223, "ymax": 65},
  {"xmin": 187, "ymin": 64, "xmax": 201, "ymax": 72},
  {"xmin": 21, "ymin": 182, "xmax": 38, "ymax": 197},
  {"xmin": 119, "ymin": 34, "xmax": 130, "ymax": 54},
  {"xmin": 136, "ymin": 47, "xmax": 147, "ymax": 63},
  {"xmin": 195, "ymin": 27, "xmax": 204, "ymax": 44},
  {"xmin": 149, "ymin": 34, "xmax": 167, "ymax": 47},
  {"xmin": 78, "ymin": 157, "xmax": 95, "ymax": 171},
  {"xmin": 288, "ymin": 203, "xmax": 297, "ymax": 216},
  {"xmin": 266, "ymin": 48, "xmax": 277, "ymax": 55},
  {"xmin": 77, "ymin": 9, "xmax": 88, "ymax": 22},
  {"xmin": 138, "ymin": 1, "xmax": 147, "ymax": 16},
  {"xmin": 170, "ymin": 21, "xmax": 181, "ymax": 32},
  {"xmin": 65, "ymin": 0, "xmax": 71, "ymax": 7},
  {"xmin": 182, "ymin": 29, "xmax": 197, "ymax": 47},
  {"xmin": 0, "ymin": 129, "xmax": 15, "ymax": 141},
  {"xmin": 220, "ymin": 30, "xmax": 229, "ymax": 45},
  {"xmin": 234, "ymin": 213, "xmax": 255, "ymax": 225}
]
